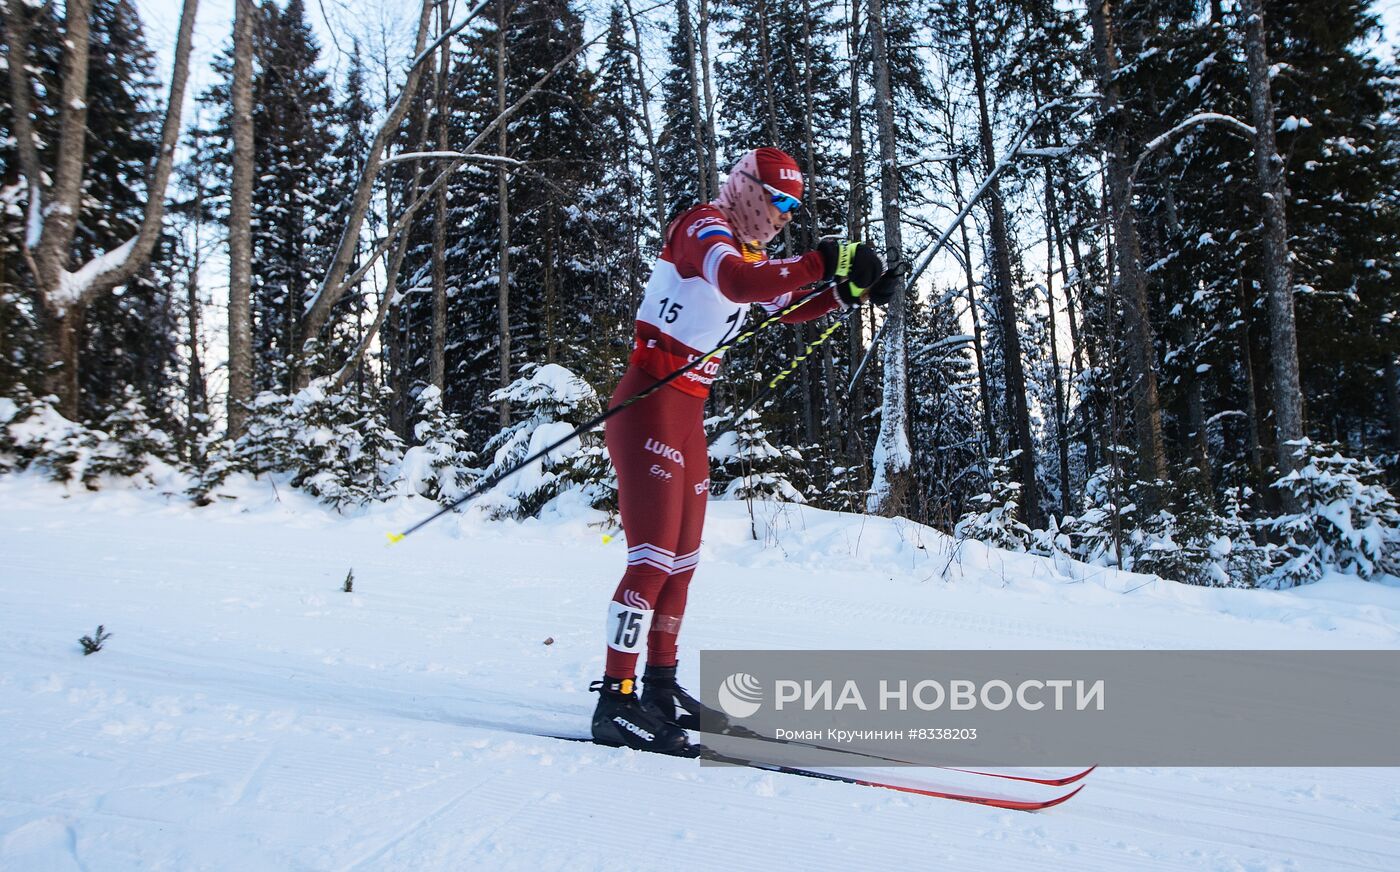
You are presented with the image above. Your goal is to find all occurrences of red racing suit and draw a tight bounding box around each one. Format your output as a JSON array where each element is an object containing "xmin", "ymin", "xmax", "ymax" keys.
[{"xmin": 602, "ymin": 204, "xmax": 841, "ymax": 679}]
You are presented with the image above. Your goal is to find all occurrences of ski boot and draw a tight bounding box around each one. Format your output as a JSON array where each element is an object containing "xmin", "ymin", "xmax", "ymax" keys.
[
  {"xmin": 641, "ymin": 663, "xmax": 734, "ymax": 733},
  {"xmin": 590, "ymin": 675, "xmax": 693, "ymax": 755}
]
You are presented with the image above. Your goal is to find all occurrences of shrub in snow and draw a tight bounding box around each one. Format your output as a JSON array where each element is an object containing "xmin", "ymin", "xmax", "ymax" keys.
[
  {"xmin": 1215, "ymin": 486, "xmax": 1289, "ymax": 589},
  {"xmin": 954, "ymin": 456, "xmax": 1032, "ymax": 552},
  {"xmin": 0, "ymin": 388, "xmax": 176, "ymax": 488},
  {"xmin": 0, "ymin": 392, "xmax": 97, "ymax": 482},
  {"xmin": 394, "ymin": 385, "xmax": 479, "ymax": 503},
  {"xmin": 86, "ymin": 387, "xmax": 180, "ymax": 485},
  {"xmin": 475, "ymin": 364, "xmax": 610, "ymax": 519},
  {"xmin": 1131, "ymin": 507, "xmax": 1231, "ymax": 588},
  {"xmin": 78, "ymin": 625, "xmax": 112, "ymax": 656},
  {"xmin": 1059, "ymin": 448, "xmax": 1152, "ymax": 570},
  {"xmin": 224, "ymin": 383, "xmax": 405, "ymax": 509},
  {"xmin": 1263, "ymin": 440, "xmax": 1400, "ymax": 583},
  {"xmin": 707, "ymin": 409, "xmax": 806, "ymax": 503}
]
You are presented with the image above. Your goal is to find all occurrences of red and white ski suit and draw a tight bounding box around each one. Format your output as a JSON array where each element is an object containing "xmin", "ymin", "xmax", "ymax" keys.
[{"xmin": 602, "ymin": 202, "xmax": 841, "ymax": 679}]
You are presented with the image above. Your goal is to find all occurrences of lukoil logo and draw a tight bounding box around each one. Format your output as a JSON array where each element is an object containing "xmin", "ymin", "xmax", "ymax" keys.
[{"xmin": 717, "ymin": 672, "xmax": 764, "ymax": 719}]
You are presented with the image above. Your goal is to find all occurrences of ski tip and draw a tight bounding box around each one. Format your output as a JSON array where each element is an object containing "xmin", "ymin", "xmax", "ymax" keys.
[
  {"xmin": 1032, "ymin": 783, "xmax": 1085, "ymax": 811},
  {"xmin": 385, "ymin": 531, "xmax": 405, "ymax": 545},
  {"xmin": 601, "ymin": 533, "xmax": 613, "ymax": 544}
]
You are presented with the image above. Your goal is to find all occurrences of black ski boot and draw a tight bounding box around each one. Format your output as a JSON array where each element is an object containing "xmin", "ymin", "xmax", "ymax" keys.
[
  {"xmin": 641, "ymin": 663, "xmax": 732, "ymax": 732},
  {"xmin": 590, "ymin": 676, "xmax": 693, "ymax": 755}
]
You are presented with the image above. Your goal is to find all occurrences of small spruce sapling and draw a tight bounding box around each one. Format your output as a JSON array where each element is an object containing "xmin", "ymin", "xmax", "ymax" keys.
[{"xmin": 79, "ymin": 625, "xmax": 112, "ymax": 655}]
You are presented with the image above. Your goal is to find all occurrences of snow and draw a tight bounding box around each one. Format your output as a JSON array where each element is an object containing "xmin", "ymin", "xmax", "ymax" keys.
[
  {"xmin": 2, "ymin": 473, "xmax": 1399, "ymax": 869},
  {"xmin": 52, "ymin": 237, "xmax": 137, "ymax": 316}
]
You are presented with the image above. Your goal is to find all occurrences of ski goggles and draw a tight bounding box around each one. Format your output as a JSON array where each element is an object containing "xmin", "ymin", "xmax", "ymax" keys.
[{"xmin": 741, "ymin": 170, "xmax": 803, "ymax": 214}]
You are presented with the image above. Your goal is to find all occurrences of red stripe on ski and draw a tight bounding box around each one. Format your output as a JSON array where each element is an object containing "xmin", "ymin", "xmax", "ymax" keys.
[
  {"xmin": 849, "ymin": 776, "xmax": 1084, "ymax": 811},
  {"xmin": 939, "ymin": 764, "xmax": 1097, "ymax": 787}
]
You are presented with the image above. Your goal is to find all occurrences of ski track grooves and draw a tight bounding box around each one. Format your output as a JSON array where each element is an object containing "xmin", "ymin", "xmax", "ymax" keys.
[{"xmin": 5, "ymin": 487, "xmax": 1400, "ymax": 871}]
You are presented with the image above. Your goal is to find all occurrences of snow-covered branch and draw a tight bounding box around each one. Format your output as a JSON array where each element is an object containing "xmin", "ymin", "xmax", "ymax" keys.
[
  {"xmin": 1130, "ymin": 112, "xmax": 1256, "ymax": 187},
  {"xmin": 1016, "ymin": 144, "xmax": 1082, "ymax": 158},
  {"xmin": 383, "ymin": 151, "xmax": 526, "ymax": 168}
]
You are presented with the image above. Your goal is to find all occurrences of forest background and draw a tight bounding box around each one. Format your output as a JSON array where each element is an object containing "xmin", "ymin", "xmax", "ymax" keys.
[{"xmin": 2, "ymin": 0, "xmax": 1398, "ymax": 588}]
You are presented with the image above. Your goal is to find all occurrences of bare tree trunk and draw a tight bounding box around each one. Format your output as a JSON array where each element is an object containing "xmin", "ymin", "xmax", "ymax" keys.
[
  {"xmin": 950, "ymin": 160, "xmax": 996, "ymax": 454},
  {"xmin": 676, "ymin": 0, "xmax": 710, "ymax": 201},
  {"xmin": 545, "ymin": 208, "xmax": 557, "ymax": 364},
  {"xmin": 1043, "ymin": 165, "xmax": 1071, "ymax": 517},
  {"xmin": 1087, "ymin": 0, "xmax": 1168, "ymax": 493},
  {"xmin": 33, "ymin": 0, "xmax": 93, "ymax": 289},
  {"xmin": 844, "ymin": 0, "xmax": 868, "ymax": 492},
  {"xmin": 496, "ymin": 0, "xmax": 513, "ymax": 425},
  {"xmin": 1048, "ymin": 165, "xmax": 1098, "ymax": 473},
  {"xmin": 228, "ymin": 0, "xmax": 255, "ymax": 435},
  {"xmin": 1238, "ymin": 270, "xmax": 1265, "ymax": 484},
  {"xmin": 968, "ymin": 0, "xmax": 1041, "ymax": 526},
  {"xmin": 7, "ymin": 0, "xmax": 199, "ymax": 418},
  {"xmin": 430, "ymin": 0, "xmax": 450, "ymax": 391},
  {"xmin": 697, "ymin": 0, "xmax": 720, "ymax": 194},
  {"xmin": 783, "ymin": 0, "xmax": 817, "ymax": 445},
  {"xmin": 181, "ymin": 166, "xmax": 209, "ymax": 462},
  {"xmin": 184, "ymin": 246, "xmax": 207, "ymax": 460},
  {"xmin": 866, "ymin": 0, "xmax": 911, "ymax": 517},
  {"xmin": 756, "ymin": 0, "xmax": 781, "ymax": 145},
  {"xmin": 1183, "ymin": 320, "xmax": 1212, "ymax": 487},
  {"xmin": 794, "ymin": 0, "xmax": 836, "ymax": 456},
  {"xmin": 1240, "ymin": 0, "xmax": 1304, "ymax": 478},
  {"xmin": 622, "ymin": 0, "xmax": 667, "ymax": 230}
]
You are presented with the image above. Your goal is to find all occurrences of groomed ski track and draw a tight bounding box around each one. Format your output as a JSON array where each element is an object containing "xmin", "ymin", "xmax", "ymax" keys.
[{"xmin": 2, "ymin": 475, "xmax": 1399, "ymax": 870}]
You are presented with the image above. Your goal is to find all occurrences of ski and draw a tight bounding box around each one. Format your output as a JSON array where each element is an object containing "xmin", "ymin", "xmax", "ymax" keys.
[
  {"xmin": 545, "ymin": 734, "xmax": 1084, "ymax": 812},
  {"xmin": 704, "ymin": 725, "xmax": 1096, "ymax": 787}
]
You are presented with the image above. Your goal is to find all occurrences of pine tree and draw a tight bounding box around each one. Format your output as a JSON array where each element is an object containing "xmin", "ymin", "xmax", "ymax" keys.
[
  {"xmin": 654, "ymin": 0, "xmax": 709, "ymax": 217},
  {"xmin": 247, "ymin": 0, "xmax": 341, "ymax": 392},
  {"xmin": 709, "ymin": 409, "xmax": 806, "ymax": 503},
  {"xmin": 589, "ymin": 4, "xmax": 655, "ymax": 383},
  {"xmin": 407, "ymin": 0, "xmax": 608, "ymax": 447}
]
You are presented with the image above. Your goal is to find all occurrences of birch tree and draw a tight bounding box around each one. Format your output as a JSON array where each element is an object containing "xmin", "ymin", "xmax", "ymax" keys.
[
  {"xmin": 4, "ymin": 0, "xmax": 199, "ymax": 419},
  {"xmin": 865, "ymin": 0, "xmax": 911, "ymax": 516},
  {"xmin": 227, "ymin": 0, "xmax": 254, "ymax": 436}
]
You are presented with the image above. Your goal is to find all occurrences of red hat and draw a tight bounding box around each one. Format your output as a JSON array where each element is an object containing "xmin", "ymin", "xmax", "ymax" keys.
[{"xmin": 753, "ymin": 147, "xmax": 804, "ymax": 200}]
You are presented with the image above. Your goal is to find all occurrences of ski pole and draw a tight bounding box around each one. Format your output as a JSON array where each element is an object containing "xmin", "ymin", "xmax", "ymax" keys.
[
  {"xmin": 707, "ymin": 317, "xmax": 847, "ymax": 446},
  {"xmin": 387, "ymin": 282, "xmax": 836, "ymax": 543},
  {"xmin": 844, "ymin": 261, "xmax": 910, "ymax": 392},
  {"xmin": 709, "ymin": 262, "xmax": 909, "ymax": 445}
]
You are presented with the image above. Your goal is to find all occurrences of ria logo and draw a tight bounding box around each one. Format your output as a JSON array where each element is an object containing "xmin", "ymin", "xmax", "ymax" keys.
[{"xmin": 717, "ymin": 672, "xmax": 763, "ymax": 719}]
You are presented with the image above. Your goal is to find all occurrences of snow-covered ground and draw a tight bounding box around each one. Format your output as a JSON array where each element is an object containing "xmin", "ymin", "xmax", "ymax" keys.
[{"xmin": 2, "ymin": 473, "xmax": 1398, "ymax": 871}]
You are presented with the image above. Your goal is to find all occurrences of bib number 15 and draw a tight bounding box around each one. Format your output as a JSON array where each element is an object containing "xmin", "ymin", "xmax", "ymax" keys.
[
  {"xmin": 657, "ymin": 298, "xmax": 684, "ymax": 324},
  {"xmin": 606, "ymin": 601, "xmax": 653, "ymax": 653}
]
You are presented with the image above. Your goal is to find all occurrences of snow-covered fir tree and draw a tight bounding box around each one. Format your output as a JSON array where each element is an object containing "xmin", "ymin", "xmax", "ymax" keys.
[
  {"xmin": 475, "ymin": 363, "xmax": 608, "ymax": 519},
  {"xmin": 708, "ymin": 408, "xmax": 806, "ymax": 503}
]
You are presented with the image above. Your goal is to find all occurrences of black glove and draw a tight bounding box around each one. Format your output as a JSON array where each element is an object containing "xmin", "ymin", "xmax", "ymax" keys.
[
  {"xmin": 864, "ymin": 266, "xmax": 902, "ymax": 307},
  {"xmin": 816, "ymin": 239, "xmax": 884, "ymax": 304}
]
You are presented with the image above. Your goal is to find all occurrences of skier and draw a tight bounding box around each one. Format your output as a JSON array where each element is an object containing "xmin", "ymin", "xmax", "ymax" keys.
[{"xmin": 590, "ymin": 147, "xmax": 895, "ymax": 753}]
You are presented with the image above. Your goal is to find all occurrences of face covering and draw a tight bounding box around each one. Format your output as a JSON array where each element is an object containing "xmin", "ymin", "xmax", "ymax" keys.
[{"xmin": 713, "ymin": 148, "xmax": 804, "ymax": 247}]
